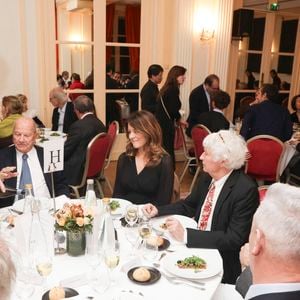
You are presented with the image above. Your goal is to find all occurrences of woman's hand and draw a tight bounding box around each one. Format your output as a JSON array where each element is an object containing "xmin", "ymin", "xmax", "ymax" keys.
[{"xmin": 142, "ymin": 204, "xmax": 158, "ymax": 218}]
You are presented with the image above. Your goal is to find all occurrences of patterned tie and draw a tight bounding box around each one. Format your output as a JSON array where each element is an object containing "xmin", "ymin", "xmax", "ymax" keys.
[
  {"xmin": 19, "ymin": 154, "xmax": 33, "ymax": 191},
  {"xmin": 198, "ymin": 183, "xmax": 215, "ymax": 230}
]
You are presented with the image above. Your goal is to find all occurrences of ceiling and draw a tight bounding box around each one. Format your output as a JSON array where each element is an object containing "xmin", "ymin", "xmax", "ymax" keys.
[{"xmin": 243, "ymin": 0, "xmax": 300, "ymax": 13}]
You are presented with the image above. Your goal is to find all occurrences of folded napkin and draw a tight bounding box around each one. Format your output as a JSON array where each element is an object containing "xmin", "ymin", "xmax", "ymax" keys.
[
  {"xmin": 121, "ymin": 257, "xmax": 142, "ymax": 273},
  {"xmin": 59, "ymin": 273, "xmax": 89, "ymax": 288}
]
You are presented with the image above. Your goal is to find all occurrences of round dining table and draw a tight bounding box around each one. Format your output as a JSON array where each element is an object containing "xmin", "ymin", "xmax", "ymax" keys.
[{"xmin": 1, "ymin": 198, "xmax": 223, "ymax": 300}]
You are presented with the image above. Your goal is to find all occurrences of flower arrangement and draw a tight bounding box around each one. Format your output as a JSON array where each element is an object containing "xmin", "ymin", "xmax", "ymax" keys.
[{"xmin": 54, "ymin": 203, "xmax": 93, "ymax": 233}]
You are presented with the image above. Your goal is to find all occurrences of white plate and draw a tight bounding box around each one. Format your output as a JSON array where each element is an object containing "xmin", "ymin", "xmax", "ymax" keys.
[
  {"xmin": 161, "ymin": 248, "xmax": 222, "ymax": 279},
  {"xmin": 108, "ymin": 198, "xmax": 132, "ymax": 216},
  {"xmin": 152, "ymin": 215, "xmax": 197, "ymax": 234}
]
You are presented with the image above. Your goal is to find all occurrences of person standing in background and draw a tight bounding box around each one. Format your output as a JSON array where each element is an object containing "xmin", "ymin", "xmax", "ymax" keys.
[
  {"xmin": 155, "ymin": 65, "xmax": 187, "ymax": 168},
  {"xmin": 140, "ymin": 64, "xmax": 164, "ymax": 114}
]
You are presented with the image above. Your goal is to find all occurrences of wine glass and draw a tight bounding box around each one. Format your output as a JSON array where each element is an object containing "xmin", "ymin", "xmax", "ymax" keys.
[
  {"xmin": 138, "ymin": 219, "xmax": 152, "ymax": 242},
  {"xmin": 124, "ymin": 224, "xmax": 139, "ymax": 255},
  {"xmin": 104, "ymin": 240, "xmax": 120, "ymax": 286},
  {"xmin": 124, "ymin": 205, "xmax": 139, "ymax": 227},
  {"xmin": 143, "ymin": 234, "xmax": 159, "ymax": 262},
  {"xmin": 35, "ymin": 251, "xmax": 53, "ymax": 291}
]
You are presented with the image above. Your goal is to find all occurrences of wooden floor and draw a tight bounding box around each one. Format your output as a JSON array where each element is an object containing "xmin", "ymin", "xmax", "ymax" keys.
[{"xmin": 102, "ymin": 160, "xmax": 194, "ymax": 199}]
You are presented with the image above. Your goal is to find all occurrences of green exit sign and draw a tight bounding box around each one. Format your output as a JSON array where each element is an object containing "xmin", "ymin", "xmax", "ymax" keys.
[{"xmin": 269, "ymin": 3, "xmax": 279, "ymax": 11}]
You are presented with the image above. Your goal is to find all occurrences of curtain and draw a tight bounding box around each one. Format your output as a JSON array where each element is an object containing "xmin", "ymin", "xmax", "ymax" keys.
[
  {"xmin": 106, "ymin": 4, "xmax": 115, "ymax": 64},
  {"xmin": 125, "ymin": 5, "xmax": 140, "ymax": 72}
]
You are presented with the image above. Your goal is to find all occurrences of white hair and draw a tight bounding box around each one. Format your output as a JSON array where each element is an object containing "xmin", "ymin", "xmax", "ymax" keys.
[
  {"xmin": 253, "ymin": 183, "xmax": 300, "ymax": 260},
  {"xmin": 203, "ymin": 130, "xmax": 247, "ymax": 170}
]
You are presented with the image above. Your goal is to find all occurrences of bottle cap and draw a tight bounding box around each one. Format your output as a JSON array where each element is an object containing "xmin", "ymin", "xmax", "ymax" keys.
[
  {"xmin": 87, "ymin": 179, "xmax": 94, "ymax": 184},
  {"xmin": 24, "ymin": 184, "xmax": 33, "ymax": 189}
]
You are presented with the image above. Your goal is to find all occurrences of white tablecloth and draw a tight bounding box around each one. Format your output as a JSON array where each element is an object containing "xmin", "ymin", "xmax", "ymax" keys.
[{"xmin": 1, "ymin": 203, "xmax": 223, "ymax": 300}]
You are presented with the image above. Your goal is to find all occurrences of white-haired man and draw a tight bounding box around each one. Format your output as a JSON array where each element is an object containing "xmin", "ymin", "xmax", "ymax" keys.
[
  {"xmin": 144, "ymin": 130, "xmax": 259, "ymax": 284},
  {"xmin": 245, "ymin": 183, "xmax": 300, "ymax": 300}
]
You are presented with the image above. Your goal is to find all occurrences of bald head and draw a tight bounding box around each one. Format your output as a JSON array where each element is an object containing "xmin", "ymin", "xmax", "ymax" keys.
[
  {"xmin": 13, "ymin": 117, "xmax": 37, "ymax": 153},
  {"xmin": 49, "ymin": 87, "xmax": 68, "ymax": 108}
]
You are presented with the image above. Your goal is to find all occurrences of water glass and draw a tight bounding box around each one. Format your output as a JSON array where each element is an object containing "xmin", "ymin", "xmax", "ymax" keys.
[{"xmin": 125, "ymin": 205, "xmax": 139, "ymax": 226}]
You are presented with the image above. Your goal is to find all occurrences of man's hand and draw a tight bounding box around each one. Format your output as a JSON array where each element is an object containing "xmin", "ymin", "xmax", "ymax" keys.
[
  {"xmin": 0, "ymin": 179, "xmax": 5, "ymax": 193},
  {"xmin": 0, "ymin": 167, "xmax": 18, "ymax": 180},
  {"xmin": 165, "ymin": 217, "xmax": 184, "ymax": 242},
  {"xmin": 142, "ymin": 204, "xmax": 158, "ymax": 218}
]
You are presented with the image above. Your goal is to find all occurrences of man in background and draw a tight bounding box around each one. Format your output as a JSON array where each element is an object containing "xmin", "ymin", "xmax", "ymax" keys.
[
  {"xmin": 64, "ymin": 95, "xmax": 106, "ymax": 186},
  {"xmin": 140, "ymin": 64, "xmax": 164, "ymax": 114},
  {"xmin": 186, "ymin": 74, "xmax": 220, "ymax": 137},
  {"xmin": 49, "ymin": 87, "xmax": 77, "ymax": 134}
]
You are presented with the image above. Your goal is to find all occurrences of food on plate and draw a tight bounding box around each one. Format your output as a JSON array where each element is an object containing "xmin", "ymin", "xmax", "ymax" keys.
[
  {"xmin": 132, "ymin": 267, "xmax": 151, "ymax": 282},
  {"xmin": 109, "ymin": 200, "xmax": 120, "ymax": 211},
  {"xmin": 176, "ymin": 255, "xmax": 207, "ymax": 270},
  {"xmin": 146, "ymin": 236, "xmax": 164, "ymax": 247},
  {"xmin": 160, "ymin": 222, "xmax": 168, "ymax": 230},
  {"xmin": 50, "ymin": 132, "xmax": 61, "ymax": 136},
  {"xmin": 39, "ymin": 137, "xmax": 49, "ymax": 143},
  {"xmin": 6, "ymin": 215, "xmax": 15, "ymax": 226},
  {"xmin": 49, "ymin": 286, "xmax": 65, "ymax": 300}
]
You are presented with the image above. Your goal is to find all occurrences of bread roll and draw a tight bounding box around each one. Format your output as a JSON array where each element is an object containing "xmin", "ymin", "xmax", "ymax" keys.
[
  {"xmin": 49, "ymin": 287, "xmax": 65, "ymax": 300},
  {"xmin": 132, "ymin": 267, "xmax": 151, "ymax": 282},
  {"xmin": 146, "ymin": 236, "xmax": 164, "ymax": 247}
]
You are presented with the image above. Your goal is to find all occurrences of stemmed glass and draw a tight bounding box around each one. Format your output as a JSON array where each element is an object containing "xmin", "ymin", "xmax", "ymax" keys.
[
  {"xmin": 35, "ymin": 249, "xmax": 53, "ymax": 291},
  {"xmin": 124, "ymin": 223, "xmax": 139, "ymax": 255},
  {"xmin": 124, "ymin": 205, "xmax": 139, "ymax": 227},
  {"xmin": 138, "ymin": 219, "xmax": 152, "ymax": 241},
  {"xmin": 104, "ymin": 240, "xmax": 120, "ymax": 286},
  {"xmin": 143, "ymin": 234, "xmax": 159, "ymax": 262}
]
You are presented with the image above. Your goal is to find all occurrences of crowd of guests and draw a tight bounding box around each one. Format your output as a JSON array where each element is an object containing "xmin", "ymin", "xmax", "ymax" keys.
[{"xmin": 0, "ymin": 64, "xmax": 300, "ymax": 298}]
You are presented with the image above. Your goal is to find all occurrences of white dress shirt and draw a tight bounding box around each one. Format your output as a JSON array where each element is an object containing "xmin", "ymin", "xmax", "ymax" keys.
[
  {"xmin": 16, "ymin": 148, "xmax": 51, "ymax": 198},
  {"xmin": 245, "ymin": 283, "xmax": 300, "ymax": 299},
  {"xmin": 58, "ymin": 102, "xmax": 67, "ymax": 132},
  {"xmin": 204, "ymin": 85, "xmax": 211, "ymax": 109}
]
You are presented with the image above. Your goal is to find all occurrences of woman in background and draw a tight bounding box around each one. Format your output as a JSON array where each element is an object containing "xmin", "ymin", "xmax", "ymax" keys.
[
  {"xmin": 17, "ymin": 94, "xmax": 45, "ymax": 128},
  {"xmin": 290, "ymin": 94, "xmax": 300, "ymax": 124},
  {"xmin": 155, "ymin": 65, "xmax": 187, "ymax": 168},
  {"xmin": 113, "ymin": 110, "xmax": 174, "ymax": 206},
  {"xmin": 0, "ymin": 95, "xmax": 23, "ymax": 138}
]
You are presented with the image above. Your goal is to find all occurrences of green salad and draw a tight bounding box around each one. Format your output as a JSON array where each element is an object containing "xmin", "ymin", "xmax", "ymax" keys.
[
  {"xmin": 177, "ymin": 255, "xmax": 207, "ymax": 270},
  {"xmin": 109, "ymin": 200, "xmax": 120, "ymax": 211}
]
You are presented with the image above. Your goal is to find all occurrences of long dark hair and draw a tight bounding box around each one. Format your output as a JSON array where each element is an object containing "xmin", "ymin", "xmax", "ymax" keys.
[{"xmin": 159, "ymin": 65, "xmax": 186, "ymax": 98}]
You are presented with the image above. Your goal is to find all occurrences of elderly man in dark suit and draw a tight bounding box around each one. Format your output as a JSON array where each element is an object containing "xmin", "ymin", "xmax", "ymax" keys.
[
  {"xmin": 0, "ymin": 117, "xmax": 69, "ymax": 208},
  {"xmin": 64, "ymin": 95, "xmax": 106, "ymax": 186},
  {"xmin": 49, "ymin": 86, "xmax": 78, "ymax": 133},
  {"xmin": 186, "ymin": 74, "xmax": 219, "ymax": 137},
  {"xmin": 240, "ymin": 84, "xmax": 293, "ymax": 142},
  {"xmin": 144, "ymin": 130, "xmax": 259, "ymax": 284},
  {"xmin": 244, "ymin": 183, "xmax": 300, "ymax": 299}
]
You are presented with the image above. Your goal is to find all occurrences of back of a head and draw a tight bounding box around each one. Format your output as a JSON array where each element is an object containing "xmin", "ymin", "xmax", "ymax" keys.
[
  {"xmin": 211, "ymin": 90, "xmax": 230, "ymax": 109},
  {"xmin": 204, "ymin": 74, "xmax": 219, "ymax": 86},
  {"xmin": 2, "ymin": 95, "xmax": 23, "ymax": 115},
  {"xmin": 51, "ymin": 87, "xmax": 67, "ymax": 103},
  {"xmin": 203, "ymin": 130, "xmax": 247, "ymax": 170},
  {"xmin": 147, "ymin": 64, "xmax": 164, "ymax": 78},
  {"xmin": 71, "ymin": 73, "xmax": 80, "ymax": 81},
  {"xmin": 253, "ymin": 183, "xmax": 300, "ymax": 262},
  {"xmin": 261, "ymin": 84, "xmax": 279, "ymax": 103},
  {"xmin": 74, "ymin": 95, "xmax": 94, "ymax": 113},
  {"xmin": 160, "ymin": 65, "xmax": 186, "ymax": 95}
]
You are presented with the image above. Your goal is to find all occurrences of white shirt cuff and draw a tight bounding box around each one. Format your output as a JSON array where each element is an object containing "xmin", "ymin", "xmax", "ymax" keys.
[{"xmin": 183, "ymin": 228, "xmax": 188, "ymax": 244}]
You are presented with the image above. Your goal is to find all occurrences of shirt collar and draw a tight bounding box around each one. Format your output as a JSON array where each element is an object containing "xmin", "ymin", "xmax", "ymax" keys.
[
  {"xmin": 81, "ymin": 112, "xmax": 94, "ymax": 120},
  {"xmin": 59, "ymin": 102, "xmax": 67, "ymax": 113},
  {"xmin": 16, "ymin": 147, "xmax": 37, "ymax": 159},
  {"xmin": 213, "ymin": 170, "xmax": 233, "ymax": 188},
  {"xmin": 213, "ymin": 108, "xmax": 224, "ymax": 115}
]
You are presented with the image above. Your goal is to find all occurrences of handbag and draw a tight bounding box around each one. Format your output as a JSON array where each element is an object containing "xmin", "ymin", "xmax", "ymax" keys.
[{"xmin": 160, "ymin": 96, "xmax": 183, "ymax": 150}]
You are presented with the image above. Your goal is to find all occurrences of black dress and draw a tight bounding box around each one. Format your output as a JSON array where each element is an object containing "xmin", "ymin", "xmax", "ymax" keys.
[
  {"xmin": 290, "ymin": 112, "xmax": 300, "ymax": 124},
  {"xmin": 112, "ymin": 153, "xmax": 174, "ymax": 206},
  {"xmin": 155, "ymin": 87, "xmax": 181, "ymax": 167}
]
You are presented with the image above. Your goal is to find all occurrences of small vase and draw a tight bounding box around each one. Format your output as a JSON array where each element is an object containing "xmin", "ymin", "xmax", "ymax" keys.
[{"xmin": 66, "ymin": 231, "xmax": 86, "ymax": 256}]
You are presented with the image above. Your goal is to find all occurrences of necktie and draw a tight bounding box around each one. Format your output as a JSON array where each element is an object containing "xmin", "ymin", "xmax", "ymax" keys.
[
  {"xmin": 198, "ymin": 183, "xmax": 215, "ymax": 230},
  {"xmin": 19, "ymin": 154, "xmax": 33, "ymax": 191}
]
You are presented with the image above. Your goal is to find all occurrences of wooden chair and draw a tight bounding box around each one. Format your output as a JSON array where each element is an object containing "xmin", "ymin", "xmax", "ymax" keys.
[
  {"xmin": 245, "ymin": 135, "xmax": 284, "ymax": 183},
  {"xmin": 190, "ymin": 124, "xmax": 211, "ymax": 192},
  {"xmin": 69, "ymin": 132, "xmax": 111, "ymax": 198},
  {"xmin": 178, "ymin": 123, "xmax": 197, "ymax": 183},
  {"xmin": 102, "ymin": 120, "xmax": 119, "ymax": 193}
]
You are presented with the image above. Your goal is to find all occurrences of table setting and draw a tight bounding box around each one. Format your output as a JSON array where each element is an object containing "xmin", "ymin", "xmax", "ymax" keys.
[{"xmin": 0, "ymin": 196, "xmax": 223, "ymax": 300}]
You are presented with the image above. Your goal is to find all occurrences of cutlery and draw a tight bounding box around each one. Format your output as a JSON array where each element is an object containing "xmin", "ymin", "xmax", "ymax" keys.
[
  {"xmin": 165, "ymin": 276, "xmax": 206, "ymax": 290},
  {"xmin": 8, "ymin": 208, "xmax": 23, "ymax": 215}
]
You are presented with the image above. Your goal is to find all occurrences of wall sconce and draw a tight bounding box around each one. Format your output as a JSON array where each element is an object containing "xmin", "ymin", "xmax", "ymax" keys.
[{"xmin": 200, "ymin": 28, "xmax": 215, "ymax": 41}]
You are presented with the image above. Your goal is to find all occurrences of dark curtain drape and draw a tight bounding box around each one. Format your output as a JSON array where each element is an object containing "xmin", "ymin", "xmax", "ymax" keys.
[
  {"xmin": 106, "ymin": 4, "xmax": 115, "ymax": 64},
  {"xmin": 125, "ymin": 5, "xmax": 140, "ymax": 72}
]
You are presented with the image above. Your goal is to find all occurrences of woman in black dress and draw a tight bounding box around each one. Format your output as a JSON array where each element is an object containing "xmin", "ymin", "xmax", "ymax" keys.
[
  {"xmin": 113, "ymin": 110, "xmax": 173, "ymax": 206},
  {"xmin": 155, "ymin": 65, "xmax": 187, "ymax": 168},
  {"xmin": 290, "ymin": 94, "xmax": 300, "ymax": 124}
]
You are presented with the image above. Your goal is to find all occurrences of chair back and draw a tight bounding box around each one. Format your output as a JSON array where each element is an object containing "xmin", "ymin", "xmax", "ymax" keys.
[
  {"xmin": 245, "ymin": 135, "xmax": 284, "ymax": 182},
  {"xmin": 105, "ymin": 121, "xmax": 119, "ymax": 169},
  {"xmin": 179, "ymin": 124, "xmax": 191, "ymax": 158},
  {"xmin": 80, "ymin": 133, "xmax": 111, "ymax": 185},
  {"xmin": 191, "ymin": 124, "xmax": 211, "ymax": 162},
  {"xmin": 258, "ymin": 185, "xmax": 269, "ymax": 202}
]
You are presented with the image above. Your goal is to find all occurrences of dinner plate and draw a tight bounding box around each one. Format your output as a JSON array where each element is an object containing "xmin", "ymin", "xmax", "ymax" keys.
[
  {"xmin": 42, "ymin": 287, "xmax": 79, "ymax": 299},
  {"xmin": 109, "ymin": 198, "xmax": 132, "ymax": 216},
  {"xmin": 152, "ymin": 215, "xmax": 197, "ymax": 234},
  {"xmin": 161, "ymin": 248, "xmax": 222, "ymax": 279},
  {"xmin": 120, "ymin": 217, "xmax": 143, "ymax": 227},
  {"xmin": 127, "ymin": 266, "xmax": 161, "ymax": 285}
]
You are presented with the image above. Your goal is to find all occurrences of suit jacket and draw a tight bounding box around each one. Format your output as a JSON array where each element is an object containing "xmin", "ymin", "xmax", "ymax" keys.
[
  {"xmin": 248, "ymin": 290, "xmax": 300, "ymax": 300},
  {"xmin": 64, "ymin": 114, "xmax": 106, "ymax": 186},
  {"xmin": 0, "ymin": 145, "xmax": 69, "ymax": 208},
  {"xmin": 140, "ymin": 80, "xmax": 159, "ymax": 114},
  {"xmin": 51, "ymin": 102, "xmax": 78, "ymax": 134},
  {"xmin": 186, "ymin": 84, "xmax": 210, "ymax": 137},
  {"xmin": 240, "ymin": 100, "xmax": 293, "ymax": 142},
  {"xmin": 186, "ymin": 110, "xmax": 229, "ymax": 136},
  {"xmin": 157, "ymin": 170, "xmax": 259, "ymax": 284}
]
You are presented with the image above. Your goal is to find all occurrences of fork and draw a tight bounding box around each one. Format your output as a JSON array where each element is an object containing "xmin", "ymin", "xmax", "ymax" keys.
[{"xmin": 164, "ymin": 276, "xmax": 206, "ymax": 290}]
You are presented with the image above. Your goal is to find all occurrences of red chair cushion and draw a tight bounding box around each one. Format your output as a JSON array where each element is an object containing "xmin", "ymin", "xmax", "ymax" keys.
[{"xmin": 191, "ymin": 127, "xmax": 210, "ymax": 158}]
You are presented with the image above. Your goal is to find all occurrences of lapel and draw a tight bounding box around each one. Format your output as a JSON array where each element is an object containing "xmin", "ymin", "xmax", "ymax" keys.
[
  {"xmin": 211, "ymin": 170, "xmax": 239, "ymax": 229},
  {"xmin": 6, "ymin": 146, "xmax": 18, "ymax": 189}
]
